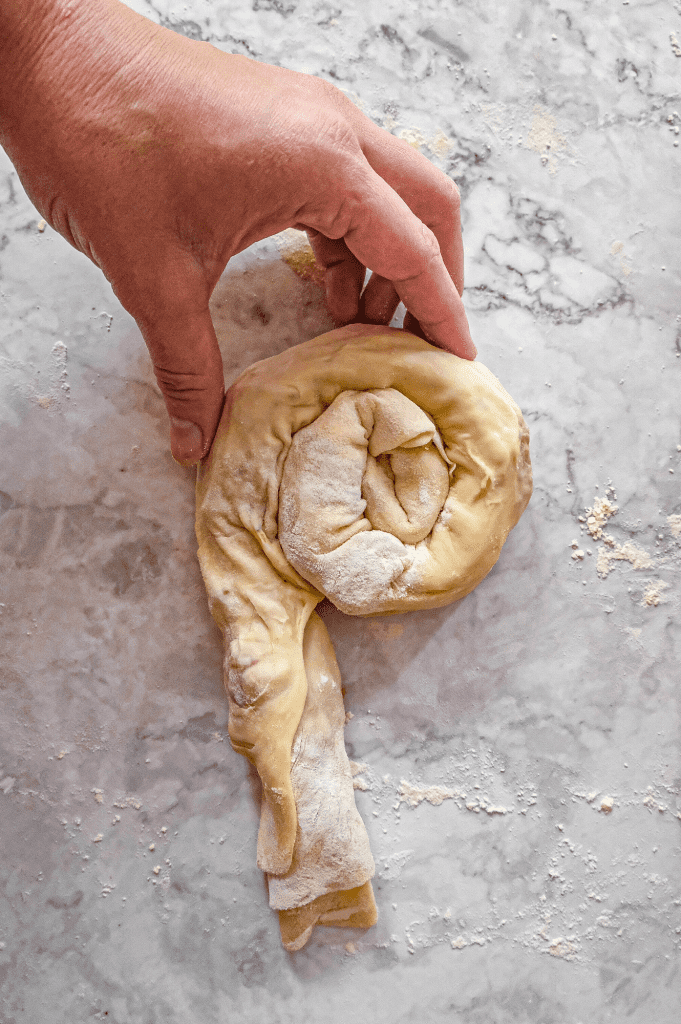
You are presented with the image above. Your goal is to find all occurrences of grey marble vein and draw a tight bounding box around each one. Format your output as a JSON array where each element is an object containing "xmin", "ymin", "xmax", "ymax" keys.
[{"xmin": 1, "ymin": 1, "xmax": 680, "ymax": 1022}]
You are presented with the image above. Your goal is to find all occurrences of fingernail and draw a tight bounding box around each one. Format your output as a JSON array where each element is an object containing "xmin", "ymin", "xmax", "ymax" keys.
[{"xmin": 170, "ymin": 417, "xmax": 204, "ymax": 464}]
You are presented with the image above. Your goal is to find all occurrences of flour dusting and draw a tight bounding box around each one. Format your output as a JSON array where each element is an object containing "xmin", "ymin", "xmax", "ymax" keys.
[
  {"xmin": 668, "ymin": 513, "xmax": 681, "ymax": 538},
  {"xmin": 525, "ymin": 105, "xmax": 568, "ymax": 174},
  {"xmin": 641, "ymin": 580, "xmax": 669, "ymax": 607},
  {"xmin": 398, "ymin": 780, "xmax": 457, "ymax": 808},
  {"xmin": 596, "ymin": 538, "xmax": 655, "ymax": 579},
  {"xmin": 585, "ymin": 496, "xmax": 619, "ymax": 540}
]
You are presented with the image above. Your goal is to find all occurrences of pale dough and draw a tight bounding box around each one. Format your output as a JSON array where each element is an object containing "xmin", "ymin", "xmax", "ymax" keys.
[{"xmin": 195, "ymin": 324, "xmax": 532, "ymax": 950}]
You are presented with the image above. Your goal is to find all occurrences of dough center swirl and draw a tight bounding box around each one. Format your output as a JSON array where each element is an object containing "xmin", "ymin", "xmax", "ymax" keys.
[{"xmin": 279, "ymin": 388, "xmax": 452, "ymax": 614}]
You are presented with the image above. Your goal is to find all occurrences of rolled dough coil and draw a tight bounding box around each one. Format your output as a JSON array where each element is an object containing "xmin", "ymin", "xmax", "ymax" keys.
[{"xmin": 195, "ymin": 324, "xmax": 532, "ymax": 951}]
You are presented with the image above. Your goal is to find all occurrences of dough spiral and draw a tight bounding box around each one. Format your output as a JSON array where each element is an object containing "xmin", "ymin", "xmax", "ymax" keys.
[{"xmin": 195, "ymin": 324, "xmax": 532, "ymax": 950}]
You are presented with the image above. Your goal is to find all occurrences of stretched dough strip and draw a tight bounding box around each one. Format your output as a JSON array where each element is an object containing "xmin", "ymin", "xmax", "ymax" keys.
[{"xmin": 195, "ymin": 325, "xmax": 532, "ymax": 950}]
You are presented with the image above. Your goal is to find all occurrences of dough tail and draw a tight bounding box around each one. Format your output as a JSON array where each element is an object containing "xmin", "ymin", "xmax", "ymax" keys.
[
  {"xmin": 278, "ymin": 882, "xmax": 378, "ymax": 953},
  {"xmin": 196, "ymin": 529, "xmax": 319, "ymax": 876},
  {"xmin": 266, "ymin": 612, "xmax": 376, "ymax": 947}
]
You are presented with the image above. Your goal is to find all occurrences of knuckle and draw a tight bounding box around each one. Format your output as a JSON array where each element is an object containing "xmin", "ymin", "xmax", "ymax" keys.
[
  {"xmin": 431, "ymin": 176, "xmax": 461, "ymax": 228},
  {"xmin": 445, "ymin": 174, "xmax": 461, "ymax": 202},
  {"xmin": 418, "ymin": 222, "xmax": 442, "ymax": 264},
  {"xmin": 445, "ymin": 176, "xmax": 461, "ymax": 211},
  {"xmin": 153, "ymin": 366, "xmax": 208, "ymax": 401},
  {"xmin": 324, "ymin": 186, "xmax": 366, "ymax": 240},
  {"xmin": 316, "ymin": 74, "xmax": 342, "ymax": 101},
  {"xmin": 317, "ymin": 75, "xmax": 356, "ymax": 117},
  {"xmin": 314, "ymin": 115, "xmax": 360, "ymax": 160}
]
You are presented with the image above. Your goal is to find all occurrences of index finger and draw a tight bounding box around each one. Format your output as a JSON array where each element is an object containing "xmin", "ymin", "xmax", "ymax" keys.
[
  {"xmin": 353, "ymin": 121, "xmax": 466, "ymax": 332},
  {"xmin": 310, "ymin": 162, "xmax": 476, "ymax": 359},
  {"xmin": 360, "ymin": 124, "xmax": 465, "ymax": 296}
]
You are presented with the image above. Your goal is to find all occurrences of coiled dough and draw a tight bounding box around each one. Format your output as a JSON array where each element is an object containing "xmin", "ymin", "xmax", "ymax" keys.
[{"xmin": 195, "ymin": 324, "xmax": 532, "ymax": 950}]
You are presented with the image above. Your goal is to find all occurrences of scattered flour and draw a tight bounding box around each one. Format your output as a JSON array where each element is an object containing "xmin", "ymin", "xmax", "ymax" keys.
[
  {"xmin": 450, "ymin": 934, "xmax": 487, "ymax": 949},
  {"xmin": 596, "ymin": 538, "xmax": 655, "ymax": 578},
  {"xmin": 477, "ymin": 100, "xmax": 576, "ymax": 176},
  {"xmin": 643, "ymin": 788, "xmax": 667, "ymax": 813},
  {"xmin": 378, "ymin": 849, "xmax": 414, "ymax": 880},
  {"xmin": 548, "ymin": 936, "xmax": 579, "ymax": 959},
  {"xmin": 641, "ymin": 580, "xmax": 669, "ymax": 607},
  {"xmin": 525, "ymin": 105, "xmax": 568, "ymax": 174},
  {"xmin": 397, "ymin": 780, "xmax": 508, "ymax": 815},
  {"xmin": 350, "ymin": 760, "xmax": 370, "ymax": 791},
  {"xmin": 1, "ymin": 339, "xmax": 70, "ymax": 411},
  {"xmin": 112, "ymin": 795, "xmax": 142, "ymax": 810},
  {"xmin": 396, "ymin": 127, "xmax": 454, "ymax": 157},
  {"xmin": 584, "ymin": 496, "xmax": 619, "ymax": 540},
  {"xmin": 398, "ymin": 780, "xmax": 457, "ymax": 807},
  {"xmin": 667, "ymin": 514, "xmax": 681, "ymax": 538},
  {"xmin": 609, "ymin": 239, "xmax": 633, "ymax": 277},
  {"xmin": 579, "ymin": 490, "xmax": 666, "ymax": 585}
]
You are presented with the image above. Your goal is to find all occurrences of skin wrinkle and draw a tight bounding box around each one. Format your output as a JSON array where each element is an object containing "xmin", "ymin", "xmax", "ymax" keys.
[{"xmin": 45, "ymin": 193, "xmax": 78, "ymax": 252}]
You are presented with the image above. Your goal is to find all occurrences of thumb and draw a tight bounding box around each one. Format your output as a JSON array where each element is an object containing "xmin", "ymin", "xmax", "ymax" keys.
[{"xmin": 138, "ymin": 304, "xmax": 225, "ymax": 465}]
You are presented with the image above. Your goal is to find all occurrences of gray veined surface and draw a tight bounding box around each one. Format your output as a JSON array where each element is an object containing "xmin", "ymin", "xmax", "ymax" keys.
[{"xmin": 1, "ymin": 1, "xmax": 680, "ymax": 1022}]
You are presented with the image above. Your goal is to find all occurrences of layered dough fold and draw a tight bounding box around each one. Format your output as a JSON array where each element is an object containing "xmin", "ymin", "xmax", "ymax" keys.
[{"xmin": 195, "ymin": 325, "xmax": 532, "ymax": 950}]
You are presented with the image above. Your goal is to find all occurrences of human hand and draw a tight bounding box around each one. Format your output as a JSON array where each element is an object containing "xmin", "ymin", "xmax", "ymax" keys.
[{"xmin": 0, "ymin": 0, "xmax": 475, "ymax": 464}]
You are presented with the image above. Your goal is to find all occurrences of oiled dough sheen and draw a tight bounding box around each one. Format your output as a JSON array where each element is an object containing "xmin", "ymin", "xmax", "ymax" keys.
[{"xmin": 195, "ymin": 324, "xmax": 532, "ymax": 951}]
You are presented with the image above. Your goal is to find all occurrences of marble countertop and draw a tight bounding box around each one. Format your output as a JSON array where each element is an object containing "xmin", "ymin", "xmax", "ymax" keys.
[{"xmin": 1, "ymin": 1, "xmax": 679, "ymax": 1021}]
